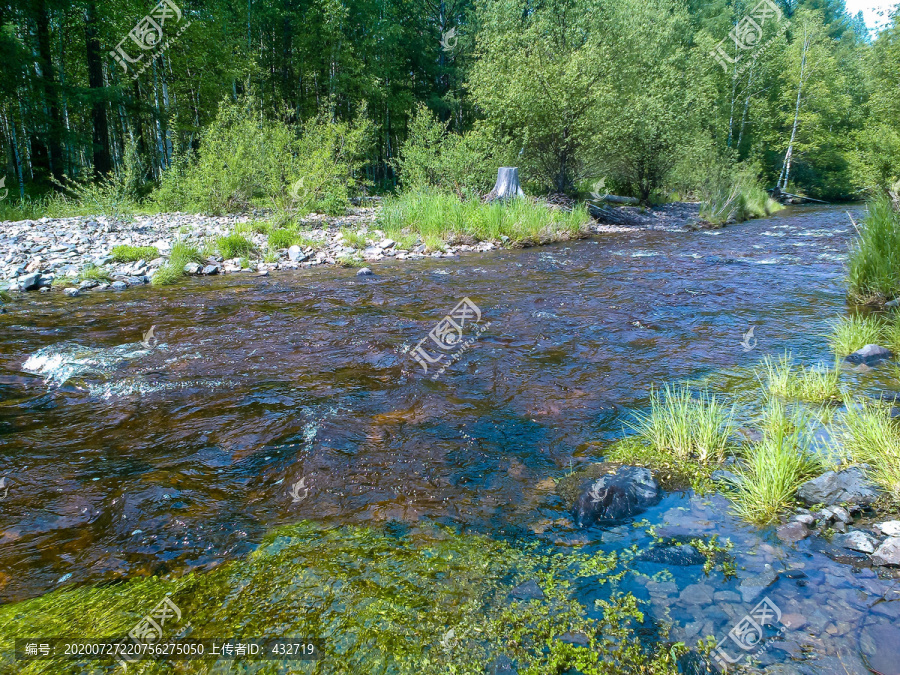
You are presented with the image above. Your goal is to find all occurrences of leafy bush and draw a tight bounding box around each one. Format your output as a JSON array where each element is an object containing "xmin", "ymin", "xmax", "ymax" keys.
[
  {"xmin": 395, "ymin": 104, "xmax": 502, "ymax": 196},
  {"xmin": 847, "ymin": 195, "xmax": 900, "ymax": 304},
  {"xmin": 152, "ymin": 96, "xmax": 372, "ymax": 216},
  {"xmin": 110, "ymin": 245, "xmax": 159, "ymax": 263}
]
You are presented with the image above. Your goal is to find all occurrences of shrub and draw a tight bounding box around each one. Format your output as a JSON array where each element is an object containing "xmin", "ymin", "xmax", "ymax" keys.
[
  {"xmin": 847, "ymin": 195, "xmax": 900, "ymax": 304},
  {"xmin": 110, "ymin": 245, "xmax": 159, "ymax": 263}
]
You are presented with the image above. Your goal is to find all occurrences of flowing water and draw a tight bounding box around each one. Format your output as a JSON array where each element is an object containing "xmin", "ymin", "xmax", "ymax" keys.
[{"xmin": 1, "ymin": 205, "xmax": 899, "ymax": 673}]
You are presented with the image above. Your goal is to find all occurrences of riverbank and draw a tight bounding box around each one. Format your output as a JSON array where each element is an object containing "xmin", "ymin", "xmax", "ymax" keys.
[{"xmin": 0, "ymin": 202, "xmax": 703, "ymax": 296}]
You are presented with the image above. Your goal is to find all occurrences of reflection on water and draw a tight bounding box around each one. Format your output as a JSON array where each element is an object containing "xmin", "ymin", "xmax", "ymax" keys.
[{"xmin": 1, "ymin": 205, "xmax": 899, "ymax": 671}]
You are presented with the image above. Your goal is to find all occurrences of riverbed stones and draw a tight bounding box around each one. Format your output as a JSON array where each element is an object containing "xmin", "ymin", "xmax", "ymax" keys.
[
  {"xmin": 62, "ymin": 287, "xmax": 80, "ymax": 298},
  {"xmin": 797, "ymin": 467, "xmax": 879, "ymax": 506},
  {"xmin": 110, "ymin": 281, "xmax": 128, "ymax": 291},
  {"xmin": 832, "ymin": 530, "xmax": 879, "ymax": 554},
  {"xmin": 18, "ymin": 272, "xmax": 40, "ymax": 290},
  {"xmin": 287, "ymin": 245, "xmax": 305, "ymax": 262},
  {"xmin": 872, "ymin": 537, "xmax": 900, "ymax": 567},
  {"xmin": 201, "ymin": 264, "xmax": 219, "ymax": 275},
  {"xmin": 184, "ymin": 262, "xmax": 201, "ymax": 275},
  {"xmin": 875, "ymin": 521, "xmax": 900, "ymax": 537},
  {"xmin": 844, "ymin": 344, "xmax": 893, "ymax": 366},
  {"xmin": 572, "ymin": 466, "xmax": 660, "ymax": 527},
  {"xmin": 509, "ymin": 580, "xmax": 544, "ymax": 601},
  {"xmin": 356, "ymin": 267, "xmax": 374, "ymax": 277},
  {"xmin": 738, "ymin": 568, "xmax": 778, "ymax": 603},
  {"xmin": 777, "ymin": 521, "xmax": 811, "ymax": 544},
  {"xmin": 637, "ymin": 542, "xmax": 705, "ymax": 566}
]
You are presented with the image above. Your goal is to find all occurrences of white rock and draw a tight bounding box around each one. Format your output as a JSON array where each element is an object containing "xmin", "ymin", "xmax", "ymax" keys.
[
  {"xmin": 872, "ymin": 537, "xmax": 900, "ymax": 567},
  {"xmin": 876, "ymin": 521, "xmax": 900, "ymax": 537}
]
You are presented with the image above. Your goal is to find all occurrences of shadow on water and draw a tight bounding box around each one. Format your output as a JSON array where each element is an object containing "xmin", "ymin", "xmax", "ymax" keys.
[{"xmin": 1, "ymin": 205, "xmax": 899, "ymax": 672}]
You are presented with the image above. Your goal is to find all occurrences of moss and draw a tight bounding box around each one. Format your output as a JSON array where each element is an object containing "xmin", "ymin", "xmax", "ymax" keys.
[
  {"xmin": 605, "ymin": 438, "xmax": 719, "ymax": 492},
  {"xmin": 0, "ymin": 522, "xmax": 683, "ymax": 675},
  {"xmin": 110, "ymin": 245, "xmax": 159, "ymax": 263}
]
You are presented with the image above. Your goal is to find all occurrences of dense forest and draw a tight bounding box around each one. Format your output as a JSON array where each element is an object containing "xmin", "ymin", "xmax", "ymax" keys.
[{"xmin": 0, "ymin": 0, "xmax": 898, "ymax": 214}]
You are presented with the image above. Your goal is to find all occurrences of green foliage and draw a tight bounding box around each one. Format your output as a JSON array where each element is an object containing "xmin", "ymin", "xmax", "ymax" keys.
[
  {"xmin": 151, "ymin": 242, "xmax": 203, "ymax": 287},
  {"xmin": 840, "ymin": 400, "xmax": 900, "ymax": 504},
  {"xmin": 339, "ymin": 228, "xmax": 369, "ymax": 249},
  {"xmin": 395, "ymin": 104, "xmax": 502, "ymax": 195},
  {"xmin": 847, "ymin": 196, "xmax": 900, "ymax": 304},
  {"xmin": 110, "ymin": 245, "xmax": 159, "ymax": 263},
  {"xmin": 377, "ymin": 190, "xmax": 590, "ymax": 245},
  {"xmin": 267, "ymin": 227, "xmax": 298, "ymax": 250},
  {"xmin": 216, "ymin": 233, "xmax": 255, "ymax": 259},
  {"xmin": 699, "ymin": 162, "xmax": 783, "ymax": 225},
  {"xmin": 627, "ymin": 384, "xmax": 735, "ymax": 465},
  {"xmin": 152, "ymin": 97, "xmax": 372, "ymax": 216},
  {"xmin": 827, "ymin": 314, "xmax": 885, "ymax": 355},
  {"xmin": 726, "ymin": 402, "xmax": 825, "ymax": 524},
  {"xmin": 75, "ymin": 264, "xmax": 111, "ymax": 283},
  {"xmin": 758, "ymin": 354, "xmax": 842, "ymax": 403}
]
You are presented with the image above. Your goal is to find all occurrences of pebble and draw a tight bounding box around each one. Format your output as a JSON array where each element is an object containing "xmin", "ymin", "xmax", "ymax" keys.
[{"xmin": 62, "ymin": 288, "xmax": 80, "ymax": 297}]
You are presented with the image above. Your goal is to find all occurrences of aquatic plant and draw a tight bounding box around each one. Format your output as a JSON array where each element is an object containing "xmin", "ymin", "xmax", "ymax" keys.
[
  {"xmin": 726, "ymin": 402, "xmax": 824, "ymax": 524},
  {"xmin": 839, "ymin": 399, "xmax": 900, "ymax": 504},
  {"xmin": 110, "ymin": 244, "xmax": 159, "ymax": 263},
  {"xmin": 827, "ymin": 314, "xmax": 884, "ymax": 356},
  {"xmin": 847, "ymin": 196, "xmax": 900, "ymax": 305},
  {"xmin": 627, "ymin": 384, "xmax": 735, "ymax": 465},
  {"xmin": 758, "ymin": 354, "xmax": 842, "ymax": 403},
  {"xmin": 151, "ymin": 241, "xmax": 204, "ymax": 286},
  {"xmin": 0, "ymin": 522, "xmax": 684, "ymax": 675}
]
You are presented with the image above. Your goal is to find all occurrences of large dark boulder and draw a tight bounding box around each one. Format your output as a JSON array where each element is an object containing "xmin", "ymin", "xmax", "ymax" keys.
[
  {"xmin": 573, "ymin": 466, "xmax": 660, "ymax": 527},
  {"xmin": 797, "ymin": 467, "xmax": 879, "ymax": 506}
]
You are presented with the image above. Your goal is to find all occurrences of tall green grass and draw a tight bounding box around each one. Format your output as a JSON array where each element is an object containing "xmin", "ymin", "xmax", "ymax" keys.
[
  {"xmin": 151, "ymin": 241, "xmax": 204, "ymax": 286},
  {"xmin": 758, "ymin": 354, "xmax": 841, "ymax": 403},
  {"xmin": 828, "ymin": 314, "xmax": 885, "ymax": 356},
  {"xmin": 847, "ymin": 196, "xmax": 900, "ymax": 305},
  {"xmin": 216, "ymin": 233, "xmax": 255, "ymax": 259},
  {"xmin": 700, "ymin": 180, "xmax": 783, "ymax": 226},
  {"xmin": 840, "ymin": 400, "xmax": 900, "ymax": 504},
  {"xmin": 727, "ymin": 402, "xmax": 824, "ymax": 524},
  {"xmin": 377, "ymin": 190, "xmax": 590, "ymax": 245},
  {"xmin": 110, "ymin": 245, "xmax": 159, "ymax": 263},
  {"xmin": 627, "ymin": 384, "xmax": 735, "ymax": 464}
]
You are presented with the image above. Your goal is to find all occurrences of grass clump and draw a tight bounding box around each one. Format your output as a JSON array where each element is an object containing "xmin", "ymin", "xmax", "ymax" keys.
[
  {"xmin": 110, "ymin": 244, "xmax": 159, "ymax": 263},
  {"xmin": 216, "ymin": 233, "xmax": 255, "ymax": 259},
  {"xmin": 699, "ymin": 173, "xmax": 783, "ymax": 226},
  {"xmin": 151, "ymin": 242, "xmax": 203, "ymax": 286},
  {"xmin": 340, "ymin": 228, "xmax": 369, "ymax": 249},
  {"xmin": 726, "ymin": 402, "xmax": 824, "ymax": 524},
  {"xmin": 840, "ymin": 400, "xmax": 900, "ymax": 504},
  {"xmin": 0, "ymin": 521, "xmax": 684, "ymax": 675},
  {"xmin": 628, "ymin": 384, "xmax": 735, "ymax": 465},
  {"xmin": 267, "ymin": 227, "xmax": 298, "ymax": 250},
  {"xmin": 827, "ymin": 314, "xmax": 885, "ymax": 356},
  {"xmin": 377, "ymin": 190, "xmax": 590, "ymax": 246},
  {"xmin": 847, "ymin": 195, "xmax": 900, "ymax": 305},
  {"xmin": 76, "ymin": 264, "xmax": 111, "ymax": 283},
  {"xmin": 758, "ymin": 354, "xmax": 841, "ymax": 403}
]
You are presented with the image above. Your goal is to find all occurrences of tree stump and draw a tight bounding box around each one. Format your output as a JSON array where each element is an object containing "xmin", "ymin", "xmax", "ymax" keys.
[{"xmin": 485, "ymin": 167, "xmax": 525, "ymax": 202}]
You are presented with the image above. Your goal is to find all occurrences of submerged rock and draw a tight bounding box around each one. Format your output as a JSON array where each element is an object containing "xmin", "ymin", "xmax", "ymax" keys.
[
  {"xmin": 356, "ymin": 267, "xmax": 374, "ymax": 277},
  {"xmin": 797, "ymin": 467, "xmax": 879, "ymax": 507},
  {"xmin": 872, "ymin": 537, "xmax": 900, "ymax": 567},
  {"xmin": 509, "ymin": 580, "xmax": 545, "ymax": 602},
  {"xmin": 572, "ymin": 466, "xmax": 660, "ymax": 527},
  {"xmin": 832, "ymin": 530, "xmax": 879, "ymax": 554},
  {"xmin": 844, "ymin": 344, "xmax": 893, "ymax": 366},
  {"xmin": 739, "ymin": 568, "xmax": 778, "ymax": 603},
  {"xmin": 637, "ymin": 543, "xmax": 705, "ymax": 566},
  {"xmin": 777, "ymin": 521, "xmax": 811, "ymax": 544}
]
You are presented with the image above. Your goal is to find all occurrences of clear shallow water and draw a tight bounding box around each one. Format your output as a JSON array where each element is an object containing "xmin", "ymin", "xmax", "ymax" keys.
[{"xmin": 1, "ymin": 205, "xmax": 899, "ymax": 672}]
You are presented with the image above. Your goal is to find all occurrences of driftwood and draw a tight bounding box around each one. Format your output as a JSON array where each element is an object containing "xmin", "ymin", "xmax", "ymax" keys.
[
  {"xmin": 485, "ymin": 167, "xmax": 525, "ymax": 202},
  {"xmin": 587, "ymin": 202, "xmax": 637, "ymax": 225},
  {"xmin": 600, "ymin": 194, "xmax": 640, "ymax": 205},
  {"xmin": 770, "ymin": 187, "xmax": 828, "ymax": 204}
]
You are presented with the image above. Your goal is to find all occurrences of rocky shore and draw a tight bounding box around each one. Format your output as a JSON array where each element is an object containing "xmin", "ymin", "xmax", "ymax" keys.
[{"xmin": 0, "ymin": 203, "xmax": 702, "ymax": 295}]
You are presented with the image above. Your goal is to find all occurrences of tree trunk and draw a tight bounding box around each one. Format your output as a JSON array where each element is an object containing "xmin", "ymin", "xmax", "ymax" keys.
[
  {"xmin": 85, "ymin": 1, "xmax": 111, "ymax": 176},
  {"xmin": 779, "ymin": 30, "xmax": 810, "ymax": 191},
  {"xmin": 486, "ymin": 167, "xmax": 525, "ymax": 202},
  {"xmin": 36, "ymin": 0, "xmax": 63, "ymax": 180}
]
